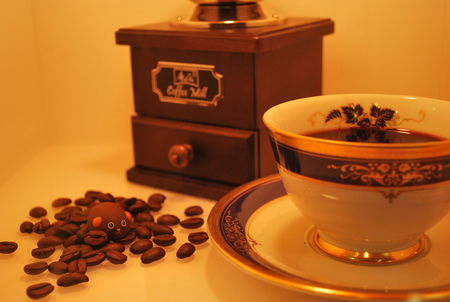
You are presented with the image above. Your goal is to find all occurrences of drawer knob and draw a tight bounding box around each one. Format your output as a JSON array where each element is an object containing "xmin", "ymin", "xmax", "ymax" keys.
[{"xmin": 168, "ymin": 144, "xmax": 194, "ymax": 168}]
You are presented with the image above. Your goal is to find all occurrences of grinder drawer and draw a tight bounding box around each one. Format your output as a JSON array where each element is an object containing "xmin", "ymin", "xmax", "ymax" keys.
[{"xmin": 131, "ymin": 116, "xmax": 258, "ymax": 185}]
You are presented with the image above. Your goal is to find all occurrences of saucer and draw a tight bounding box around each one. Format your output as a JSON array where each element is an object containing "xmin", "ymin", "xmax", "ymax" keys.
[{"xmin": 207, "ymin": 174, "xmax": 450, "ymax": 301}]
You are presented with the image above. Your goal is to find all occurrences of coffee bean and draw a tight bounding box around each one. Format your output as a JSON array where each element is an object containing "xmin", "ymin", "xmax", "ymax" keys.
[
  {"xmin": 184, "ymin": 206, "xmax": 203, "ymax": 216},
  {"xmin": 52, "ymin": 197, "xmax": 72, "ymax": 208},
  {"xmin": 85, "ymin": 190, "xmax": 103, "ymax": 199},
  {"xmin": 82, "ymin": 250, "xmax": 105, "ymax": 266},
  {"xmin": 188, "ymin": 232, "xmax": 209, "ymax": 244},
  {"xmin": 48, "ymin": 261, "xmax": 69, "ymax": 275},
  {"xmin": 129, "ymin": 220, "xmax": 139, "ymax": 231},
  {"xmin": 0, "ymin": 241, "xmax": 18, "ymax": 254},
  {"xmin": 130, "ymin": 239, "xmax": 153, "ymax": 254},
  {"xmin": 76, "ymin": 225, "xmax": 88, "ymax": 242},
  {"xmin": 54, "ymin": 211, "xmax": 70, "ymax": 221},
  {"xmin": 26, "ymin": 282, "xmax": 54, "ymax": 299},
  {"xmin": 177, "ymin": 243, "xmax": 196, "ymax": 259},
  {"xmin": 148, "ymin": 193, "xmax": 166, "ymax": 204},
  {"xmin": 24, "ymin": 261, "xmax": 48, "ymax": 275},
  {"xmin": 128, "ymin": 199, "xmax": 149, "ymax": 215},
  {"xmin": 74, "ymin": 196, "xmax": 95, "ymax": 206},
  {"xmin": 180, "ymin": 217, "xmax": 204, "ymax": 229},
  {"xmin": 97, "ymin": 193, "xmax": 115, "ymax": 202},
  {"xmin": 20, "ymin": 221, "xmax": 34, "ymax": 233},
  {"xmin": 157, "ymin": 214, "xmax": 180, "ymax": 226},
  {"xmin": 31, "ymin": 246, "xmax": 55, "ymax": 259},
  {"xmin": 147, "ymin": 201, "xmax": 162, "ymax": 211},
  {"xmin": 63, "ymin": 235, "xmax": 82, "ymax": 248},
  {"xmin": 115, "ymin": 231, "xmax": 136, "ymax": 245},
  {"xmin": 51, "ymin": 226, "xmax": 75, "ymax": 239},
  {"xmin": 135, "ymin": 226, "xmax": 152, "ymax": 239},
  {"xmin": 153, "ymin": 234, "xmax": 176, "ymax": 247},
  {"xmin": 116, "ymin": 197, "xmax": 137, "ymax": 211},
  {"xmin": 83, "ymin": 230, "xmax": 108, "ymax": 247},
  {"xmin": 57, "ymin": 272, "xmax": 89, "ymax": 287},
  {"xmin": 141, "ymin": 247, "xmax": 165, "ymax": 264},
  {"xmin": 151, "ymin": 224, "xmax": 174, "ymax": 236},
  {"xmin": 99, "ymin": 242, "xmax": 125, "ymax": 253},
  {"xmin": 105, "ymin": 250, "xmax": 127, "ymax": 264},
  {"xmin": 79, "ymin": 244, "xmax": 94, "ymax": 256},
  {"xmin": 61, "ymin": 205, "xmax": 83, "ymax": 213},
  {"xmin": 68, "ymin": 211, "xmax": 89, "ymax": 225},
  {"xmin": 29, "ymin": 206, "xmax": 47, "ymax": 218},
  {"xmin": 64, "ymin": 223, "xmax": 80, "ymax": 232},
  {"xmin": 134, "ymin": 212, "xmax": 154, "ymax": 223},
  {"xmin": 60, "ymin": 246, "xmax": 82, "ymax": 263},
  {"xmin": 68, "ymin": 259, "xmax": 87, "ymax": 274},
  {"xmin": 139, "ymin": 221, "xmax": 156, "ymax": 231},
  {"xmin": 33, "ymin": 219, "xmax": 51, "ymax": 234},
  {"xmin": 37, "ymin": 236, "xmax": 64, "ymax": 248}
]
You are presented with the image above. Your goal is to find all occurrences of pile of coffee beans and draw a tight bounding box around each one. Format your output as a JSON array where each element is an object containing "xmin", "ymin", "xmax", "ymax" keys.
[{"xmin": 4, "ymin": 190, "xmax": 209, "ymax": 300}]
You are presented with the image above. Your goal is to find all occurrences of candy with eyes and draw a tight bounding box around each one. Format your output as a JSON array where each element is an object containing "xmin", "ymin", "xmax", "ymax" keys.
[{"xmin": 86, "ymin": 203, "xmax": 132, "ymax": 241}]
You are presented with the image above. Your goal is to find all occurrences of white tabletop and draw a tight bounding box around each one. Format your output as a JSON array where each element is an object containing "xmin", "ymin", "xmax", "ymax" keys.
[{"xmin": 0, "ymin": 144, "xmax": 427, "ymax": 302}]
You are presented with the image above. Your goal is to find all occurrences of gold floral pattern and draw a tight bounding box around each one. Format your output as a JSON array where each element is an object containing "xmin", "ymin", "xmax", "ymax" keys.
[
  {"xmin": 328, "ymin": 162, "xmax": 446, "ymax": 187},
  {"xmin": 223, "ymin": 210, "xmax": 249, "ymax": 256}
]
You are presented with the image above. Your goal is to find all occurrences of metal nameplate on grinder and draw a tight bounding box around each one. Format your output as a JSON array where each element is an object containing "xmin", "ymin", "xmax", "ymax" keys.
[{"xmin": 152, "ymin": 61, "xmax": 223, "ymax": 107}]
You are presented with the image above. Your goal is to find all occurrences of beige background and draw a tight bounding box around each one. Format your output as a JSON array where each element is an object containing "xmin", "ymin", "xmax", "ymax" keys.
[{"xmin": 1, "ymin": 0, "xmax": 449, "ymax": 186}]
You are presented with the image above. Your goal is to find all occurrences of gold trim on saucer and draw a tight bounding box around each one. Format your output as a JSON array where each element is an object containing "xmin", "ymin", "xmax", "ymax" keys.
[
  {"xmin": 208, "ymin": 174, "xmax": 450, "ymax": 301},
  {"xmin": 314, "ymin": 231, "xmax": 428, "ymax": 265}
]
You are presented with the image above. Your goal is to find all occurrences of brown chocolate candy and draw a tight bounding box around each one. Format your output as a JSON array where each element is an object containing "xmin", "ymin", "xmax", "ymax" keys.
[
  {"xmin": 26, "ymin": 282, "xmax": 54, "ymax": 299},
  {"xmin": 141, "ymin": 247, "xmax": 165, "ymax": 264}
]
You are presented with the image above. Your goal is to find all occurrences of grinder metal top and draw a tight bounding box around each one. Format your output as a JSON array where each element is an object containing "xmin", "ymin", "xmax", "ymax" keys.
[{"xmin": 172, "ymin": 0, "xmax": 285, "ymax": 28}]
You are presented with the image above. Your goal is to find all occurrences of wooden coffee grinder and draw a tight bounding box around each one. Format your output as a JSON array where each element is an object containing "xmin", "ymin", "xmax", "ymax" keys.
[{"xmin": 116, "ymin": 0, "xmax": 334, "ymax": 199}]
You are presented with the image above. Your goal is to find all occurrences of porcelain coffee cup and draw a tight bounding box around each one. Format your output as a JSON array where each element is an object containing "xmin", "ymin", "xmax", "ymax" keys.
[{"xmin": 263, "ymin": 94, "xmax": 450, "ymax": 265}]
